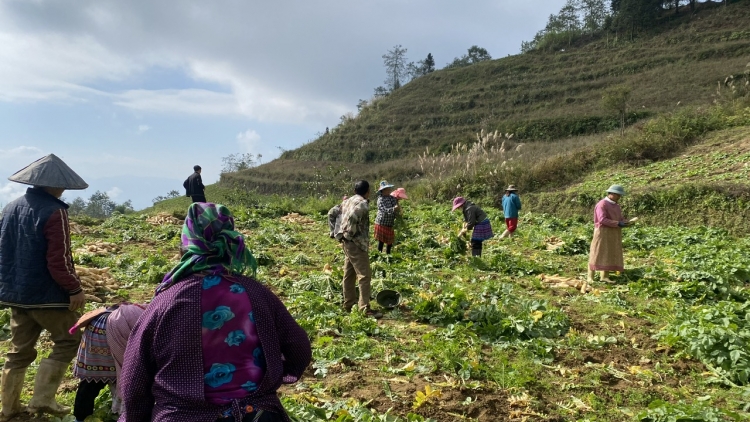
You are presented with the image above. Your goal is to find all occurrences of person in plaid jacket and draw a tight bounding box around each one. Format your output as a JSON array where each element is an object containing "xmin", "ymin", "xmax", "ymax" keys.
[
  {"xmin": 374, "ymin": 181, "xmax": 400, "ymax": 254},
  {"xmin": 333, "ymin": 181, "xmax": 382, "ymax": 319}
]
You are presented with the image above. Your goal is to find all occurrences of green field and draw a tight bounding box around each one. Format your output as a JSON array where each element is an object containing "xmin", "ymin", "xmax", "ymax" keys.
[{"xmin": 3, "ymin": 190, "xmax": 749, "ymax": 421}]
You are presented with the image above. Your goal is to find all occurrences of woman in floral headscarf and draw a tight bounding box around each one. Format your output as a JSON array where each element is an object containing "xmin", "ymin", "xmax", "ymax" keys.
[{"xmin": 119, "ymin": 203, "xmax": 311, "ymax": 422}]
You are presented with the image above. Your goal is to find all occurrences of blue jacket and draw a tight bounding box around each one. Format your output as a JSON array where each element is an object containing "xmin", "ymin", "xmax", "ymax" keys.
[
  {"xmin": 0, "ymin": 188, "xmax": 81, "ymax": 308},
  {"xmin": 501, "ymin": 193, "xmax": 522, "ymax": 218}
]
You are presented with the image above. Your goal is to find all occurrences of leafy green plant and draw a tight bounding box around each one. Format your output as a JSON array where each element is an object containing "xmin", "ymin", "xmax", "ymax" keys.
[
  {"xmin": 656, "ymin": 301, "xmax": 750, "ymax": 386},
  {"xmin": 637, "ymin": 399, "xmax": 742, "ymax": 422}
]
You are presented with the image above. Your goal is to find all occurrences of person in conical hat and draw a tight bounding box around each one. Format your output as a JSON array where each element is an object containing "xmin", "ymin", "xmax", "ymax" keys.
[{"xmin": 0, "ymin": 154, "xmax": 88, "ymax": 420}]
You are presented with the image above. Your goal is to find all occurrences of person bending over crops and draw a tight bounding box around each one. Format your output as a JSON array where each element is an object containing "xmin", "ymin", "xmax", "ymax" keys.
[
  {"xmin": 583, "ymin": 185, "xmax": 631, "ymax": 293},
  {"xmin": 499, "ymin": 185, "xmax": 522, "ymax": 239},
  {"xmin": 374, "ymin": 181, "xmax": 400, "ymax": 254},
  {"xmin": 453, "ymin": 197, "xmax": 494, "ymax": 257},
  {"xmin": 69, "ymin": 303, "xmax": 146, "ymax": 422},
  {"xmin": 0, "ymin": 154, "xmax": 89, "ymax": 421},
  {"xmin": 119, "ymin": 203, "xmax": 311, "ymax": 422},
  {"xmin": 333, "ymin": 181, "xmax": 382, "ymax": 319}
]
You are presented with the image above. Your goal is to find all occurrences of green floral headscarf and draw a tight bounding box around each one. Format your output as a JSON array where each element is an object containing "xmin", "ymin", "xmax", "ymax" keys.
[{"xmin": 156, "ymin": 203, "xmax": 257, "ymax": 295}]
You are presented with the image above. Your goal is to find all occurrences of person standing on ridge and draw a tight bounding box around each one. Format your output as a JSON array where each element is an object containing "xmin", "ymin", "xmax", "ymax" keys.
[
  {"xmin": 183, "ymin": 165, "xmax": 206, "ymax": 203},
  {"xmin": 583, "ymin": 184, "xmax": 632, "ymax": 294},
  {"xmin": 499, "ymin": 185, "xmax": 522, "ymax": 239},
  {"xmin": 0, "ymin": 154, "xmax": 89, "ymax": 421},
  {"xmin": 334, "ymin": 181, "xmax": 382, "ymax": 319}
]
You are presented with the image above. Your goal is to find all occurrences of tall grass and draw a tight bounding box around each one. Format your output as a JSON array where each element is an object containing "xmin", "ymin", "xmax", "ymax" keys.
[{"xmin": 415, "ymin": 98, "xmax": 750, "ymax": 204}]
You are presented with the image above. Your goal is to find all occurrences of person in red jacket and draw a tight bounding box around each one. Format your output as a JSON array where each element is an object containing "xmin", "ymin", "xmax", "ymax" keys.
[{"xmin": 0, "ymin": 154, "xmax": 89, "ymax": 421}]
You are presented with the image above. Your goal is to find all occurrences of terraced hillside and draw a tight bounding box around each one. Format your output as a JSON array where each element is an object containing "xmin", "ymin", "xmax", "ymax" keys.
[{"xmin": 223, "ymin": 2, "xmax": 750, "ymax": 195}]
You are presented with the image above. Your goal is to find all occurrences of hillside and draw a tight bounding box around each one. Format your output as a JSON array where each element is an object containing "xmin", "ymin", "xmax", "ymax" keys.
[
  {"xmin": 223, "ymin": 1, "xmax": 750, "ymax": 195},
  {"xmin": 525, "ymin": 125, "xmax": 750, "ymax": 234}
]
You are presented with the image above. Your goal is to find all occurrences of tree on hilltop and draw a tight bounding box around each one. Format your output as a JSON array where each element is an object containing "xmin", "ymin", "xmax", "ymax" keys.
[
  {"xmin": 610, "ymin": 0, "xmax": 661, "ymax": 34},
  {"xmin": 407, "ymin": 53, "xmax": 437, "ymax": 81},
  {"xmin": 446, "ymin": 46, "xmax": 492, "ymax": 68},
  {"xmin": 382, "ymin": 45, "xmax": 409, "ymax": 92}
]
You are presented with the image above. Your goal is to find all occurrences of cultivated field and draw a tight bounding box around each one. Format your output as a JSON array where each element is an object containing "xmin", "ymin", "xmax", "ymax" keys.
[{"xmin": 3, "ymin": 188, "xmax": 749, "ymax": 421}]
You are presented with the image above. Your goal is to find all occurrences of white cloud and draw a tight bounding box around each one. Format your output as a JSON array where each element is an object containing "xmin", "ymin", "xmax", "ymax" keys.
[
  {"xmin": 0, "ymin": 146, "xmax": 43, "ymax": 157},
  {"xmin": 137, "ymin": 124, "xmax": 150, "ymax": 134},
  {"xmin": 236, "ymin": 129, "xmax": 261, "ymax": 152},
  {"xmin": 114, "ymin": 89, "xmax": 238, "ymax": 116},
  {"xmin": 0, "ymin": 182, "xmax": 28, "ymax": 206},
  {"xmin": 0, "ymin": 146, "xmax": 45, "ymax": 183},
  {"xmin": 106, "ymin": 186, "xmax": 122, "ymax": 199},
  {"xmin": 0, "ymin": 0, "xmax": 563, "ymax": 126},
  {"xmin": 0, "ymin": 31, "xmax": 144, "ymax": 103}
]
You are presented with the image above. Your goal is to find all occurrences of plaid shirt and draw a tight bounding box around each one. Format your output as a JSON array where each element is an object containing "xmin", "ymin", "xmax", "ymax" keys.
[
  {"xmin": 375, "ymin": 195, "xmax": 398, "ymax": 227},
  {"xmin": 335, "ymin": 195, "xmax": 370, "ymax": 252}
]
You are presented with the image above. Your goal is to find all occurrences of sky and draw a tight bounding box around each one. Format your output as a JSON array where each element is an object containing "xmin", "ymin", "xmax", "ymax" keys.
[{"xmin": 0, "ymin": 0, "xmax": 566, "ymax": 209}]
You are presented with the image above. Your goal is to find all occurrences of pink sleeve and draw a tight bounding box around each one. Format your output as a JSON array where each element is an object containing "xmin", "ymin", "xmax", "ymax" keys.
[{"xmin": 595, "ymin": 203, "xmax": 620, "ymax": 228}]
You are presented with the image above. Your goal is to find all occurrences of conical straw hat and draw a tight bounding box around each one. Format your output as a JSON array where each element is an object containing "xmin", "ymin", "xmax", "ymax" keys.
[{"xmin": 8, "ymin": 154, "xmax": 88, "ymax": 190}]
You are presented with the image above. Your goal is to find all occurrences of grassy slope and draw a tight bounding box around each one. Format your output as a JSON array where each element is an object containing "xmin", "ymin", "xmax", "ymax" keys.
[
  {"xmin": 525, "ymin": 126, "xmax": 750, "ymax": 234},
  {"xmin": 224, "ymin": 2, "xmax": 750, "ymax": 194}
]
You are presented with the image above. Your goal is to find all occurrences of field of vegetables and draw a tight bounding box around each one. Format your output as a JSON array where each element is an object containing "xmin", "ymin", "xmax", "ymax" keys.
[{"xmin": 1, "ymin": 199, "xmax": 749, "ymax": 422}]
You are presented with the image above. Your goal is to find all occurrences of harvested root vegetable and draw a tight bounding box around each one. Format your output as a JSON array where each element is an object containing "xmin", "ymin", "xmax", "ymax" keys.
[
  {"xmin": 147, "ymin": 213, "xmax": 183, "ymax": 226},
  {"xmin": 85, "ymin": 294, "xmax": 103, "ymax": 303},
  {"xmin": 75, "ymin": 241, "xmax": 118, "ymax": 256},
  {"xmin": 280, "ymin": 213, "xmax": 315, "ymax": 225},
  {"xmin": 69, "ymin": 222, "xmax": 88, "ymax": 235},
  {"xmin": 77, "ymin": 266, "xmax": 121, "ymax": 300},
  {"xmin": 545, "ymin": 237, "xmax": 565, "ymax": 251},
  {"xmin": 539, "ymin": 274, "xmax": 592, "ymax": 293}
]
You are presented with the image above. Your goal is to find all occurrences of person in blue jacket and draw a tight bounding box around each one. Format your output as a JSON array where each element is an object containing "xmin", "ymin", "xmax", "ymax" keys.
[{"xmin": 500, "ymin": 185, "xmax": 522, "ymax": 239}]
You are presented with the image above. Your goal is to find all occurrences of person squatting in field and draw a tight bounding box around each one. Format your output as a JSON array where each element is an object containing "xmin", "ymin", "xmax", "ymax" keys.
[
  {"xmin": 119, "ymin": 202, "xmax": 311, "ymax": 422},
  {"xmin": 333, "ymin": 180, "xmax": 383, "ymax": 319},
  {"xmin": 69, "ymin": 303, "xmax": 146, "ymax": 422},
  {"xmin": 453, "ymin": 197, "xmax": 494, "ymax": 257},
  {"xmin": 0, "ymin": 154, "xmax": 89, "ymax": 421},
  {"xmin": 373, "ymin": 181, "xmax": 400, "ymax": 255},
  {"xmin": 582, "ymin": 184, "xmax": 632, "ymax": 294},
  {"xmin": 499, "ymin": 185, "xmax": 522, "ymax": 239}
]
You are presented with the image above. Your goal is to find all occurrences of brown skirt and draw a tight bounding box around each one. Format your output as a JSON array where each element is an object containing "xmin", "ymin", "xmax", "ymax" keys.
[{"xmin": 589, "ymin": 227, "xmax": 624, "ymax": 271}]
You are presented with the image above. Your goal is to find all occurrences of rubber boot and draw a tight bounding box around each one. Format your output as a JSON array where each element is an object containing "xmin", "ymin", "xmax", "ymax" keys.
[
  {"xmin": 471, "ymin": 249, "xmax": 481, "ymax": 257},
  {"xmin": 27, "ymin": 359, "xmax": 71, "ymax": 416},
  {"xmin": 0, "ymin": 367, "xmax": 28, "ymax": 421}
]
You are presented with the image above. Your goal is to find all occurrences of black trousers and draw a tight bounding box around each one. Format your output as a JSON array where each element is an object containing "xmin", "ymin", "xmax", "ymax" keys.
[
  {"xmin": 74, "ymin": 380, "xmax": 108, "ymax": 421},
  {"xmin": 470, "ymin": 239, "xmax": 483, "ymax": 256},
  {"xmin": 191, "ymin": 195, "xmax": 207, "ymax": 203}
]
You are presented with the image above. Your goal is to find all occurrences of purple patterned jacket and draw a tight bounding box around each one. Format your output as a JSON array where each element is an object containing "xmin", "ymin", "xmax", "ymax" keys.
[{"xmin": 118, "ymin": 274, "xmax": 311, "ymax": 422}]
